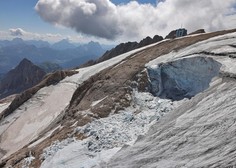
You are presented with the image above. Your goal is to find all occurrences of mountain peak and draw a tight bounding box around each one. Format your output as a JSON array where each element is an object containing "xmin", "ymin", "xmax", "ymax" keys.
[
  {"xmin": 19, "ymin": 58, "xmax": 32, "ymax": 65},
  {"xmin": 0, "ymin": 58, "xmax": 46, "ymax": 99},
  {"xmin": 16, "ymin": 58, "xmax": 36, "ymax": 70}
]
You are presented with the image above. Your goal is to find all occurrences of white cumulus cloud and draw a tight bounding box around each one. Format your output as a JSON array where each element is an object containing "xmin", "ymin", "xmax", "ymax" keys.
[
  {"xmin": 34, "ymin": 0, "xmax": 236, "ymax": 41},
  {"xmin": 9, "ymin": 28, "xmax": 26, "ymax": 36},
  {"xmin": 3, "ymin": 28, "xmax": 67, "ymax": 42}
]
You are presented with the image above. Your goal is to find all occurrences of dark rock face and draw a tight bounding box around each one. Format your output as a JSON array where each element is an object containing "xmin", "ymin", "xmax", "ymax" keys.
[
  {"xmin": 153, "ymin": 35, "xmax": 164, "ymax": 43},
  {"xmin": 165, "ymin": 30, "xmax": 177, "ymax": 39},
  {"xmin": 138, "ymin": 36, "xmax": 153, "ymax": 48},
  {"xmin": 0, "ymin": 58, "xmax": 46, "ymax": 99},
  {"xmin": 189, "ymin": 29, "xmax": 206, "ymax": 35}
]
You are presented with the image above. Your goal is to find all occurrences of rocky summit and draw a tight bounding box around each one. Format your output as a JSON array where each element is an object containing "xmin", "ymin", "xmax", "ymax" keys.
[{"xmin": 0, "ymin": 29, "xmax": 236, "ymax": 168}]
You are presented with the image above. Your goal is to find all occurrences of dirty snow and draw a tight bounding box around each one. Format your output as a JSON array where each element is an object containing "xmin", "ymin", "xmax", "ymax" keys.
[
  {"xmin": 28, "ymin": 125, "xmax": 63, "ymax": 148},
  {"xmin": 210, "ymin": 45, "xmax": 236, "ymax": 54},
  {"xmin": 22, "ymin": 152, "xmax": 35, "ymax": 168},
  {"xmin": 0, "ymin": 102, "xmax": 10, "ymax": 116}
]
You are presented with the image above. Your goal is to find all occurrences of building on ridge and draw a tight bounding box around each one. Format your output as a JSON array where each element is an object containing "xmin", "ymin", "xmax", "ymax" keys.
[{"xmin": 176, "ymin": 28, "xmax": 187, "ymax": 37}]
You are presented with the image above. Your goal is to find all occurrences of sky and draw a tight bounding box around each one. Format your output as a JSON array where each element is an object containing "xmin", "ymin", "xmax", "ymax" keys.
[{"xmin": 0, "ymin": 0, "xmax": 236, "ymax": 44}]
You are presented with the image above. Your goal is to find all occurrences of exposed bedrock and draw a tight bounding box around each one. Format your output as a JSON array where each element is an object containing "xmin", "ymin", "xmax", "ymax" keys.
[{"xmin": 147, "ymin": 56, "xmax": 221, "ymax": 100}]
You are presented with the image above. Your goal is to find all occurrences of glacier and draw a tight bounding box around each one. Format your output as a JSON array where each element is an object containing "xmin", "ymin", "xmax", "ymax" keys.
[
  {"xmin": 41, "ymin": 32, "xmax": 236, "ymax": 167},
  {"xmin": 0, "ymin": 30, "xmax": 236, "ymax": 168},
  {"xmin": 108, "ymin": 32, "xmax": 236, "ymax": 167}
]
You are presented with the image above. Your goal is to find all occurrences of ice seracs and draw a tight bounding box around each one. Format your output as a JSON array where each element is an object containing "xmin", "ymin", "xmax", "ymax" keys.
[{"xmin": 40, "ymin": 90, "xmax": 176, "ymax": 168}]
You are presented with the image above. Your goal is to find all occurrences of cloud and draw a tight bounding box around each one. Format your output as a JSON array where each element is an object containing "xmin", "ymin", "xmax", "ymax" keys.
[
  {"xmin": 33, "ymin": 0, "xmax": 236, "ymax": 41},
  {"xmin": 3, "ymin": 28, "xmax": 68, "ymax": 43},
  {"xmin": 35, "ymin": 0, "xmax": 120, "ymax": 40},
  {"xmin": 9, "ymin": 28, "xmax": 26, "ymax": 36}
]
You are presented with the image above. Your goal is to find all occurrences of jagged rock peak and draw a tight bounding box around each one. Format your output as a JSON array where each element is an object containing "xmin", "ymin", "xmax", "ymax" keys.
[
  {"xmin": 18, "ymin": 58, "xmax": 33, "ymax": 66},
  {"xmin": 0, "ymin": 58, "xmax": 46, "ymax": 99}
]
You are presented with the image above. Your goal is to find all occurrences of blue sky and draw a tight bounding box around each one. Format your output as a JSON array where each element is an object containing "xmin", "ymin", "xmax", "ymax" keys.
[
  {"xmin": 0, "ymin": 0, "xmax": 83, "ymax": 34},
  {"xmin": 0, "ymin": 0, "xmax": 235, "ymax": 44}
]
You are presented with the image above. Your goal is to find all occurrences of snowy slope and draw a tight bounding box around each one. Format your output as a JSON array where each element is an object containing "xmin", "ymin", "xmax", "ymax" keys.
[
  {"xmin": 0, "ymin": 41, "xmax": 164, "ymax": 160},
  {"xmin": 0, "ymin": 103, "xmax": 10, "ymax": 116},
  {"xmin": 107, "ymin": 32, "xmax": 236, "ymax": 167}
]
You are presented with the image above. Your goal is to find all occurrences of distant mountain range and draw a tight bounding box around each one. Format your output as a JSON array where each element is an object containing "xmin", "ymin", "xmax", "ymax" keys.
[
  {"xmin": 51, "ymin": 39, "xmax": 76, "ymax": 50},
  {"xmin": 0, "ymin": 38, "xmax": 112, "ymax": 74}
]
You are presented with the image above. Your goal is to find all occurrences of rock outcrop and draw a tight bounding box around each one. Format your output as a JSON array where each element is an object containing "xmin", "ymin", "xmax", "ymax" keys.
[
  {"xmin": 189, "ymin": 29, "xmax": 206, "ymax": 35},
  {"xmin": 165, "ymin": 30, "xmax": 177, "ymax": 39}
]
